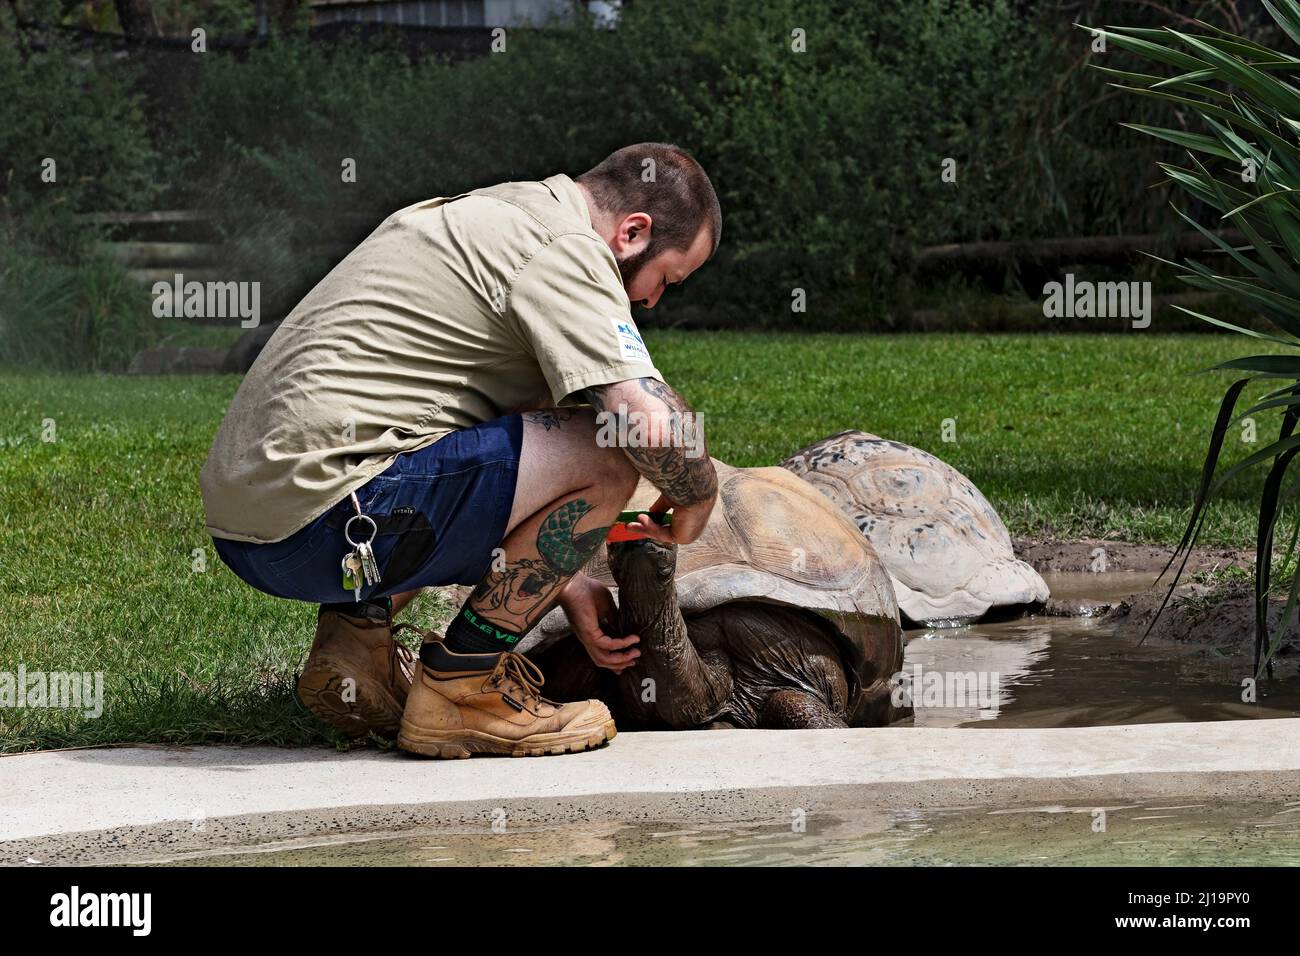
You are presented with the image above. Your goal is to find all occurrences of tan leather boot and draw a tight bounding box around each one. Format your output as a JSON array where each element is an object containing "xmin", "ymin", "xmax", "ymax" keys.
[
  {"xmin": 398, "ymin": 641, "xmax": 616, "ymax": 758},
  {"xmin": 297, "ymin": 604, "xmax": 418, "ymax": 738}
]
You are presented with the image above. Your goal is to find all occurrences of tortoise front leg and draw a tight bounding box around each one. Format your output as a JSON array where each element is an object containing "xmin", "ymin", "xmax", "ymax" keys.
[
  {"xmin": 759, "ymin": 689, "xmax": 848, "ymax": 729},
  {"xmin": 608, "ymin": 539, "xmax": 733, "ymax": 728}
]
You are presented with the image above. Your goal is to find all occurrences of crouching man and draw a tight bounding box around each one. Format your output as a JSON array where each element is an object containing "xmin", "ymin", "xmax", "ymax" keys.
[{"xmin": 200, "ymin": 143, "xmax": 721, "ymax": 758}]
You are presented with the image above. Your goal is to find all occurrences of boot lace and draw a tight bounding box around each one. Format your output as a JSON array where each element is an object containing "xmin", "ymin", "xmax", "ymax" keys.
[
  {"xmin": 487, "ymin": 651, "xmax": 557, "ymax": 709},
  {"xmin": 388, "ymin": 622, "xmax": 421, "ymax": 685}
]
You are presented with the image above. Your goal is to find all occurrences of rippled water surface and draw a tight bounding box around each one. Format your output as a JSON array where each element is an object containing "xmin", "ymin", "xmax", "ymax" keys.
[
  {"xmin": 904, "ymin": 572, "xmax": 1300, "ymax": 727},
  {"xmin": 157, "ymin": 799, "xmax": 1300, "ymax": 867}
]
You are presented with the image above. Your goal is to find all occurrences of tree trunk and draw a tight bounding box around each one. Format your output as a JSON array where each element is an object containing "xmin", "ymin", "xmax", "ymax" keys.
[{"xmin": 114, "ymin": 0, "xmax": 159, "ymax": 39}]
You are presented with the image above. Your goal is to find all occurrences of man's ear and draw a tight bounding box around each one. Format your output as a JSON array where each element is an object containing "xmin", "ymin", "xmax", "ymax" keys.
[{"xmin": 613, "ymin": 212, "xmax": 653, "ymax": 255}]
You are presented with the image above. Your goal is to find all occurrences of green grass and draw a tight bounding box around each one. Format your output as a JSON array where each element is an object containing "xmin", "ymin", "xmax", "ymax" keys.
[
  {"xmin": 679, "ymin": 332, "xmax": 1276, "ymax": 545},
  {"xmin": 154, "ymin": 320, "xmax": 247, "ymax": 350},
  {"xmin": 0, "ymin": 332, "xmax": 1280, "ymax": 752}
]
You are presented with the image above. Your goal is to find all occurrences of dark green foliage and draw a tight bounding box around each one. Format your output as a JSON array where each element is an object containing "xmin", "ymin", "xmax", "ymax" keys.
[
  {"xmin": 0, "ymin": 30, "xmax": 161, "ymax": 236},
  {"xmin": 0, "ymin": 22, "xmax": 164, "ymax": 369},
  {"xmin": 0, "ymin": 238, "xmax": 161, "ymax": 371},
  {"xmin": 2, "ymin": 0, "xmax": 1286, "ymax": 364},
  {"xmin": 1106, "ymin": 0, "xmax": 1300, "ymax": 676},
  {"xmin": 164, "ymin": 1, "xmax": 1069, "ymax": 329}
]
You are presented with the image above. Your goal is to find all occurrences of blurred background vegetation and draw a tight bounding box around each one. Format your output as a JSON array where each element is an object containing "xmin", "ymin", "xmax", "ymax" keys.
[{"xmin": 0, "ymin": 0, "xmax": 1284, "ymax": 369}]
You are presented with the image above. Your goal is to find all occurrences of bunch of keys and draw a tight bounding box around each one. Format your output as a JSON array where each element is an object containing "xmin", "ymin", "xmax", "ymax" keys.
[{"xmin": 341, "ymin": 506, "xmax": 381, "ymax": 599}]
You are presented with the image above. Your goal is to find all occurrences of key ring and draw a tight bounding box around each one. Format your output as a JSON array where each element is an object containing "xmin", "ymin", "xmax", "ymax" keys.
[{"xmin": 345, "ymin": 513, "xmax": 377, "ymax": 548}]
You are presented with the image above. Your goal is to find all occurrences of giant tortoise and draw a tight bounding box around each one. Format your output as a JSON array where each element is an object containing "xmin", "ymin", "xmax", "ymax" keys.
[
  {"xmin": 781, "ymin": 430, "xmax": 1049, "ymax": 626},
  {"xmin": 522, "ymin": 461, "xmax": 907, "ymax": 729}
]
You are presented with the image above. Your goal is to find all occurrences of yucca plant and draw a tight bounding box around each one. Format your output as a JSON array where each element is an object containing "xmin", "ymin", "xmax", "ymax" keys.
[{"xmin": 1091, "ymin": 2, "xmax": 1300, "ymax": 679}]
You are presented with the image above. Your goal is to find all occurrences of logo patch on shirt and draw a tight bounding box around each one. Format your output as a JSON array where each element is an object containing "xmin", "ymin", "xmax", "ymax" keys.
[{"xmin": 611, "ymin": 318, "xmax": 656, "ymax": 369}]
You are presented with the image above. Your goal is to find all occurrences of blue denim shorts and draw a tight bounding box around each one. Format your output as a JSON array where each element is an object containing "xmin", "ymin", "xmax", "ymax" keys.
[{"xmin": 213, "ymin": 414, "xmax": 522, "ymax": 604}]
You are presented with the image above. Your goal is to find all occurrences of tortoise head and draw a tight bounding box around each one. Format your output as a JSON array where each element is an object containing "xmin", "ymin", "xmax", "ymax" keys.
[
  {"xmin": 607, "ymin": 538, "xmax": 678, "ymax": 604},
  {"xmin": 608, "ymin": 538, "xmax": 686, "ymax": 661}
]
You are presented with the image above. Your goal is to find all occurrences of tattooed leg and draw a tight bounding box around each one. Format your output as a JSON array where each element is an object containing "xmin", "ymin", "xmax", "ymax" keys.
[
  {"xmin": 468, "ymin": 496, "xmax": 612, "ymax": 631},
  {"xmin": 522, "ymin": 408, "xmax": 575, "ymax": 431},
  {"xmin": 435, "ymin": 407, "xmax": 640, "ymax": 655}
]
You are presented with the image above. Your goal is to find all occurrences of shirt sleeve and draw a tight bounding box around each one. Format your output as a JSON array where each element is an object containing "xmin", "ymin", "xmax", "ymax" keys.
[{"xmin": 508, "ymin": 232, "xmax": 663, "ymax": 405}]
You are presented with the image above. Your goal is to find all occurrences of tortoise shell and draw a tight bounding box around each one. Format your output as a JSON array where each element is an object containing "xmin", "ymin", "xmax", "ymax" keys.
[
  {"xmin": 524, "ymin": 461, "xmax": 904, "ymax": 725},
  {"xmin": 781, "ymin": 430, "xmax": 1050, "ymax": 625}
]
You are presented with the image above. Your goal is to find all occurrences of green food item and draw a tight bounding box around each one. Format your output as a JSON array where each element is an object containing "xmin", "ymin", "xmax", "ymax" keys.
[{"xmin": 617, "ymin": 510, "xmax": 673, "ymax": 525}]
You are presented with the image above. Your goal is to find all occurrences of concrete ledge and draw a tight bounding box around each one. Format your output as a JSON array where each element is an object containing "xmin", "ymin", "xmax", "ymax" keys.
[{"xmin": 4, "ymin": 720, "xmax": 1300, "ymax": 864}]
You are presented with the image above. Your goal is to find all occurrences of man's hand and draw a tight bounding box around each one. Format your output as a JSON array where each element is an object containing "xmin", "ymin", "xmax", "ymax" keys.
[
  {"xmin": 625, "ymin": 493, "xmax": 714, "ymax": 546},
  {"xmin": 557, "ymin": 573, "xmax": 640, "ymax": 673}
]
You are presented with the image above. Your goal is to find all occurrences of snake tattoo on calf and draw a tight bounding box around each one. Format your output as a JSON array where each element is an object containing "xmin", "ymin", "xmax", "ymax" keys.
[{"xmin": 470, "ymin": 497, "xmax": 610, "ymax": 627}]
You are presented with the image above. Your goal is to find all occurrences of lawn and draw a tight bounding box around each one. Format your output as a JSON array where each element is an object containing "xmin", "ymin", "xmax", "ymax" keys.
[{"xmin": 0, "ymin": 332, "xmax": 1278, "ymax": 751}]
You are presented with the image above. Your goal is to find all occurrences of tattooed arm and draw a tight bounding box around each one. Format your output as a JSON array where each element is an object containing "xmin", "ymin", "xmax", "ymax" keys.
[{"xmin": 584, "ymin": 378, "xmax": 718, "ymax": 544}]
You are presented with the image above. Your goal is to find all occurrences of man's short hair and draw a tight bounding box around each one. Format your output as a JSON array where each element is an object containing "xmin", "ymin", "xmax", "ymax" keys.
[{"xmin": 576, "ymin": 143, "xmax": 722, "ymax": 258}]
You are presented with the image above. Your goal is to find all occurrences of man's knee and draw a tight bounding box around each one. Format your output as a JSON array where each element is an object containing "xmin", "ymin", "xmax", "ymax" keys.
[
  {"xmin": 521, "ymin": 405, "xmax": 638, "ymax": 506},
  {"xmin": 580, "ymin": 426, "xmax": 638, "ymax": 505},
  {"xmin": 572, "ymin": 408, "xmax": 639, "ymax": 504}
]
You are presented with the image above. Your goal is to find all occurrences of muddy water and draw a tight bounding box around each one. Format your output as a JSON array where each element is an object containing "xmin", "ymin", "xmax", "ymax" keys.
[
  {"xmin": 156, "ymin": 799, "xmax": 1300, "ymax": 867},
  {"xmin": 903, "ymin": 572, "xmax": 1300, "ymax": 728}
]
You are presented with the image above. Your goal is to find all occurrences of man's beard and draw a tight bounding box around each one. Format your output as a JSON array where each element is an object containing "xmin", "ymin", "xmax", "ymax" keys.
[{"xmin": 617, "ymin": 245, "xmax": 655, "ymax": 292}]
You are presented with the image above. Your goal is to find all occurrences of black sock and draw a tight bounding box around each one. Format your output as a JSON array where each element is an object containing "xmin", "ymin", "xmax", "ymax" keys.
[{"xmin": 436, "ymin": 603, "xmax": 524, "ymax": 656}]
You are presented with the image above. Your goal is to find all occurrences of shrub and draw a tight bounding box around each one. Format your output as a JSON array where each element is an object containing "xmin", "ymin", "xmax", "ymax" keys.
[
  {"xmin": 0, "ymin": 28, "xmax": 161, "ymax": 245},
  {"xmin": 0, "ymin": 236, "xmax": 159, "ymax": 371},
  {"xmin": 168, "ymin": 0, "xmax": 1041, "ymax": 330},
  {"xmin": 1107, "ymin": 0, "xmax": 1300, "ymax": 675}
]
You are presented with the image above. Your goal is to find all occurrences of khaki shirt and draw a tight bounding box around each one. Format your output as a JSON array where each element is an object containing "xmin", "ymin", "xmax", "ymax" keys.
[{"xmin": 200, "ymin": 174, "xmax": 661, "ymax": 543}]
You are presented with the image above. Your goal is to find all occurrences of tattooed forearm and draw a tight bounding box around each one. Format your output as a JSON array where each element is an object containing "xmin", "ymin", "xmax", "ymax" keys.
[{"xmin": 585, "ymin": 378, "xmax": 718, "ymax": 507}]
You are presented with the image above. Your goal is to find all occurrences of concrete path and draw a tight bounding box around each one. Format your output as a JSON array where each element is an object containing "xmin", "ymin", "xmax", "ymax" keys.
[{"xmin": 4, "ymin": 720, "xmax": 1299, "ymax": 863}]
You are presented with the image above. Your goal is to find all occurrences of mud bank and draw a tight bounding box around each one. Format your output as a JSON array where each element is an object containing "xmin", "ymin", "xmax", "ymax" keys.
[
  {"xmin": 1013, "ymin": 538, "xmax": 1253, "ymax": 575},
  {"xmin": 1105, "ymin": 580, "xmax": 1300, "ymax": 680},
  {"xmin": 1013, "ymin": 541, "xmax": 1300, "ymax": 678}
]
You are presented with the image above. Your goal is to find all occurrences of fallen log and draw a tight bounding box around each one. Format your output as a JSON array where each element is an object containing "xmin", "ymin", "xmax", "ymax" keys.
[
  {"xmin": 915, "ymin": 230, "xmax": 1246, "ymax": 275},
  {"xmin": 96, "ymin": 241, "xmax": 220, "ymax": 267}
]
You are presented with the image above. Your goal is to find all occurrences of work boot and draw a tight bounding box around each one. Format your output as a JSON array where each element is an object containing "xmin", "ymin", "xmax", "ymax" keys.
[
  {"xmin": 297, "ymin": 601, "xmax": 418, "ymax": 738},
  {"xmin": 398, "ymin": 641, "xmax": 616, "ymax": 758}
]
